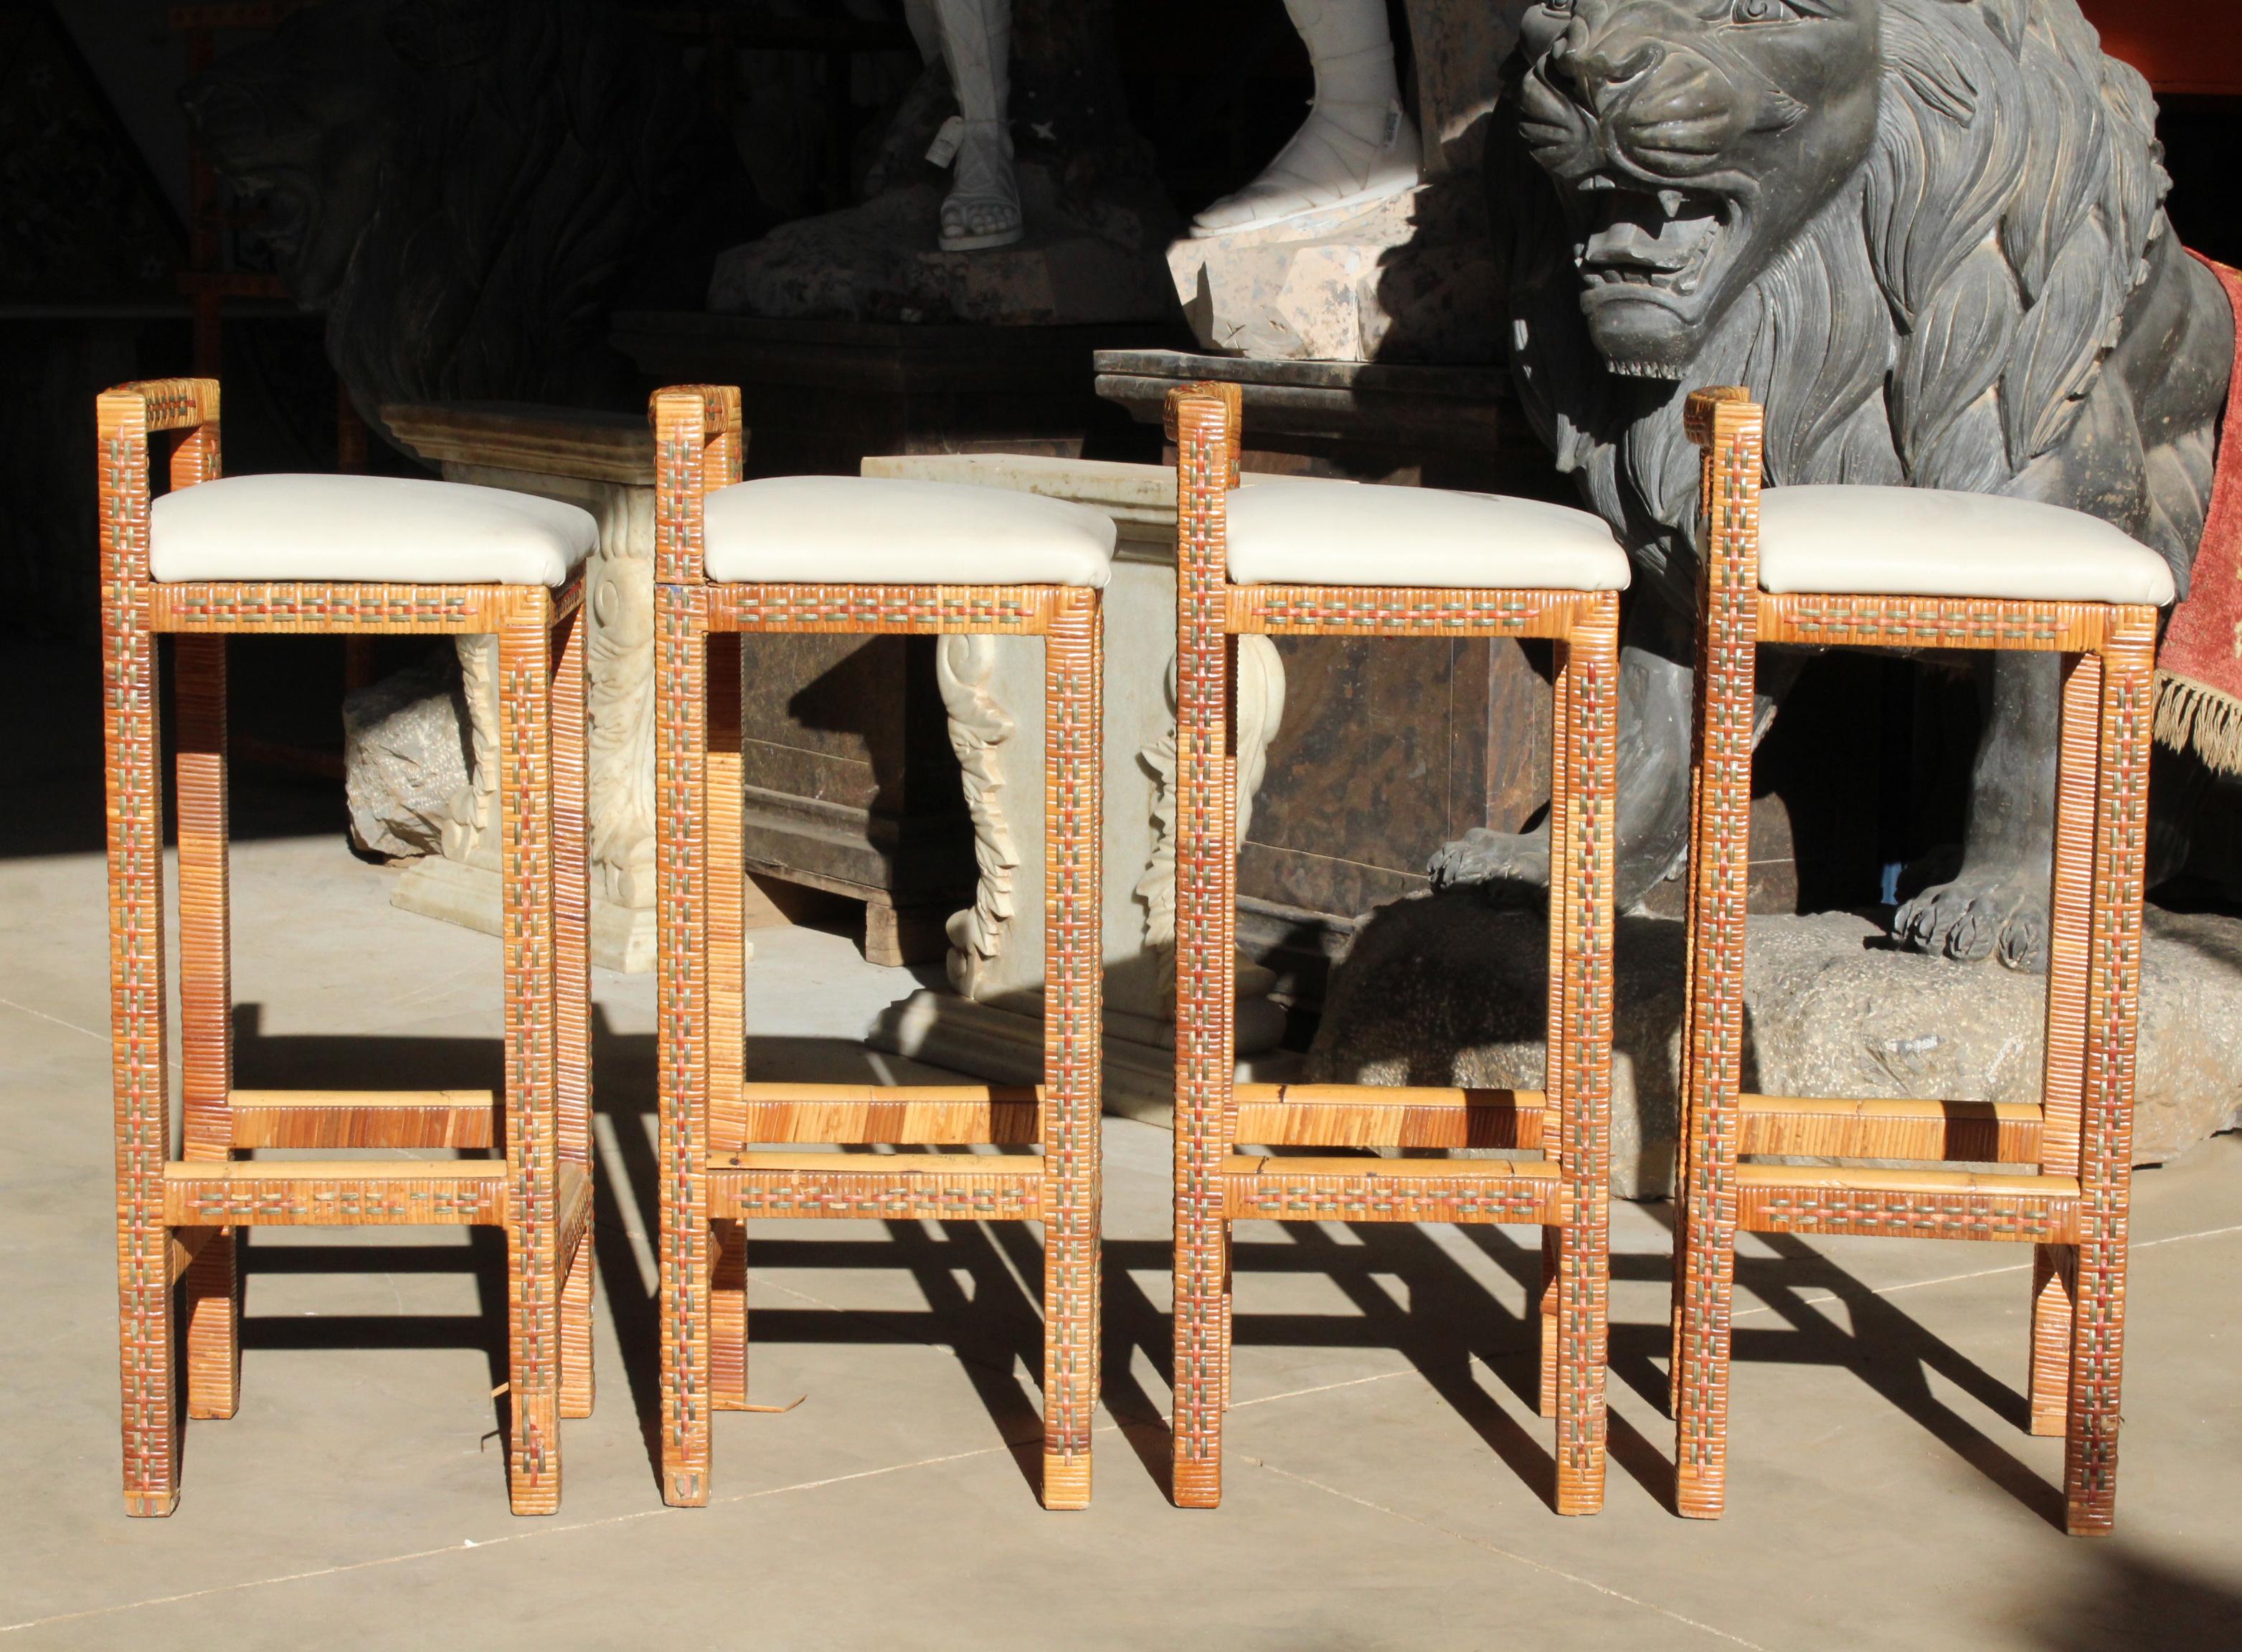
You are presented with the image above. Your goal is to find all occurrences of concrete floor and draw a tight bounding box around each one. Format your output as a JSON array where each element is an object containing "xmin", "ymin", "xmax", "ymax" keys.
[{"xmin": 4, "ymin": 810, "xmax": 2242, "ymax": 1646}]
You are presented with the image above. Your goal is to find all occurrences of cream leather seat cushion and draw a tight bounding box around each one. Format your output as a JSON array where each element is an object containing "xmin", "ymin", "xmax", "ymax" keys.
[
  {"xmin": 1223, "ymin": 476, "xmax": 1630, "ymax": 591},
  {"xmin": 149, "ymin": 474, "xmax": 597, "ymax": 587},
  {"xmin": 704, "ymin": 475, "xmax": 1115, "ymax": 588},
  {"xmin": 1759, "ymin": 486, "xmax": 2175, "ymax": 606}
]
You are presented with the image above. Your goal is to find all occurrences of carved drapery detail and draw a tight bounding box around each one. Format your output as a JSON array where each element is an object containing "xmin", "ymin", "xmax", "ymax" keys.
[
  {"xmin": 1137, "ymin": 632, "xmax": 1286, "ymax": 952},
  {"xmin": 937, "ymin": 632, "xmax": 1021, "ymax": 999}
]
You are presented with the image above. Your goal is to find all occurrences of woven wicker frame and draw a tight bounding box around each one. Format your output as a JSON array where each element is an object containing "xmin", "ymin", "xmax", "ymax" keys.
[
  {"xmin": 650, "ymin": 386, "xmax": 1104, "ymax": 1511},
  {"xmin": 1670, "ymin": 390, "xmax": 2154, "ymax": 1537},
  {"xmin": 97, "ymin": 379, "xmax": 595, "ymax": 1517},
  {"xmin": 1165, "ymin": 386, "xmax": 1615, "ymax": 1516}
]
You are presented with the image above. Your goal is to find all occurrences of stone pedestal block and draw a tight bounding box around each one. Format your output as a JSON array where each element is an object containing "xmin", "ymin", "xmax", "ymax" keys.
[{"xmin": 1167, "ymin": 185, "xmax": 1501, "ymax": 365}]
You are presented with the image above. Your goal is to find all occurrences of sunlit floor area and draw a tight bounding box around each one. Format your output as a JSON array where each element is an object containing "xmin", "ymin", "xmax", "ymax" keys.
[{"xmin": 4, "ymin": 711, "xmax": 2239, "ymax": 1648}]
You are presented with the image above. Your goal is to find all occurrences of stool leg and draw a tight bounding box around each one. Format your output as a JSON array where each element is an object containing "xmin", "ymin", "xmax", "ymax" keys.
[
  {"xmin": 2065, "ymin": 621, "xmax": 2153, "ymax": 1535},
  {"xmin": 706, "ymin": 637, "xmax": 749, "ymax": 1413},
  {"xmin": 2033, "ymin": 652, "xmax": 2099, "ymax": 1438},
  {"xmin": 499, "ymin": 608, "xmax": 562, "ymax": 1514},
  {"xmin": 105, "ymin": 583, "xmax": 177, "ymax": 1516},
  {"xmin": 175, "ymin": 634, "xmax": 241, "ymax": 1422},
  {"xmin": 1553, "ymin": 609, "xmax": 1616, "ymax": 1515},
  {"xmin": 1538, "ymin": 630, "xmax": 1575, "ymax": 1432},
  {"xmin": 1041, "ymin": 588, "xmax": 1102, "ymax": 1511},
  {"xmin": 1537, "ymin": 1228, "xmax": 1560, "ymax": 1420},
  {"xmin": 551, "ymin": 607, "xmax": 595, "ymax": 1423},
  {"xmin": 710, "ymin": 1220, "xmax": 749, "ymax": 1411},
  {"xmin": 1674, "ymin": 429, "xmax": 1760, "ymax": 1519},
  {"xmin": 1171, "ymin": 621, "xmax": 1236, "ymax": 1511},
  {"xmin": 656, "ymin": 588, "xmax": 713, "ymax": 1505}
]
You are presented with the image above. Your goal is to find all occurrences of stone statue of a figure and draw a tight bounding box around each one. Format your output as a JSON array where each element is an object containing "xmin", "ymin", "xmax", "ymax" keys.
[
  {"xmin": 906, "ymin": 0, "xmax": 1024, "ymax": 251},
  {"xmin": 1431, "ymin": 0, "xmax": 2236, "ymax": 973},
  {"xmin": 1189, "ymin": 0, "xmax": 1425, "ymax": 237}
]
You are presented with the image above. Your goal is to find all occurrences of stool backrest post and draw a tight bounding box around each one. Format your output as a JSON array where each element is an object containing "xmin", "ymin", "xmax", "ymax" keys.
[
  {"xmin": 1677, "ymin": 387, "xmax": 1765, "ymax": 1245},
  {"xmin": 1168, "ymin": 384, "xmax": 1241, "ymax": 1181},
  {"xmin": 651, "ymin": 385, "xmax": 742, "ymax": 587},
  {"xmin": 98, "ymin": 379, "xmax": 223, "ymax": 587}
]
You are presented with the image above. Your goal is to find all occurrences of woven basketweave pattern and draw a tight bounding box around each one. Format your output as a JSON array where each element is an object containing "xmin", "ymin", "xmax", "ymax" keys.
[
  {"xmin": 709, "ymin": 1162, "xmax": 1046, "ymax": 1222},
  {"xmin": 164, "ymin": 1169, "xmax": 509, "ymax": 1226},
  {"xmin": 96, "ymin": 379, "xmax": 592, "ymax": 1519},
  {"xmin": 707, "ymin": 584, "xmax": 1056, "ymax": 635},
  {"xmin": 150, "ymin": 581, "xmax": 563, "ymax": 635},
  {"xmin": 1231, "ymin": 586, "xmax": 1601, "ymax": 638},
  {"xmin": 650, "ymin": 383, "xmax": 1103, "ymax": 1511},
  {"xmin": 1670, "ymin": 390, "xmax": 2156, "ymax": 1537},
  {"xmin": 1220, "ymin": 1167, "xmax": 1565, "ymax": 1225},
  {"xmin": 1736, "ymin": 1182, "xmax": 2080, "ymax": 1243},
  {"xmin": 1758, "ymin": 593, "xmax": 2109, "ymax": 652},
  {"xmin": 1165, "ymin": 386, "xmax": 1615, "ymax": 1516}
]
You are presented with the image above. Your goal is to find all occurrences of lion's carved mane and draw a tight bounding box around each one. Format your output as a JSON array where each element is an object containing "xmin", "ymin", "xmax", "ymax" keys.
[{"xmin": 1497, "ymin": 0, "xmax": 2215, "ymax": 608}]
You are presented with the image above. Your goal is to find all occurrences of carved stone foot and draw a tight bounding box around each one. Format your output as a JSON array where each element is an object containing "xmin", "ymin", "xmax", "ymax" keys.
[
  {"xmin": 1428, "ymin": 825, "xmax": 1551, "ymax": 895},
  {"xmin": 1894, "ymin": 859, "xmax": 2049, "ymax": 973}
]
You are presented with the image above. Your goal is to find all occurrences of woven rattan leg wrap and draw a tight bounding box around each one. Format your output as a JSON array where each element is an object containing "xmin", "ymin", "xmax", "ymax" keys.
[
  {"xmin": 175, "ymin": 633, "xmax": 242, "ymax": 1422},
  {"xmin": 705, "ymin": 639, "xmax": 748, "ymax": 1415},
  {"xmin": 656, "ymin": 586, "xmax": 713, "ymax": 1506},
  {"xmin": 1039, "ymin": 587, "xmax": 1103, "ymax": 1509},
  {"xmin": 2033, "ymin": 650, "xmax": 2100, "ymax": 1437},
  {"xmin": 552, "ymin": 603, "xmax": 595, "ymax": 1423},
  {"xmin": 709, "ymin": 1220, "xmax": 749, "ymax": 1410},
  {"xmin": 499, "ymin": 610, "xmax": 562, "ymax": 1514},
  {"xmin": 1673, "ymin": 399, "xmax": 1761, "ymax": 1522},
  {"xmin": 1171, "ymin": 398, "xmax": 1237, "ymax": 1507},
  {"xmin": 105, "ymin": 571, "xmax": 178, "ymax": 1516},
  {"xmin": 1553, "ymin": 607, "xmax": 1617, "ymax": 1516},
  {"xmin": 2063, "ymin": 620, "xmax": 2154, "ymax": 1535}
]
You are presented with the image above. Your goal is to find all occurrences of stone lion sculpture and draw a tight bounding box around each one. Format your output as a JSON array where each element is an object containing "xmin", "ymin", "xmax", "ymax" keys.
[
  {"xmin": 181, "ymin": 0, "xmax": 759, "ymax": 435},
  {"xmin": 1431, "ymin": 0, "xmax": 2234, "ymax": 971}
]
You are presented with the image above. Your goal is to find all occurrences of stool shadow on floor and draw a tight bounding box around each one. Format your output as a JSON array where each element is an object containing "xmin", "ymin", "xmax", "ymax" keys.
[
  {"xmin": 228, "ymin": 1004, "xmax": 514, "ymax": 1439},
  {"xmin": 1726, "ymin": 1228, "xmax": 2065, "ymax": 1527},
  {"xmin": 588, "ymin": 1012, "xmax": 1068, "ymax": 1498}
]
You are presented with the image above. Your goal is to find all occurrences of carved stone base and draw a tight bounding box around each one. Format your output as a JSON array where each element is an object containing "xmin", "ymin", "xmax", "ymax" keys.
[
  {"xmin": 1166, "ymin": 184, "xmax": 1501, "ymax": 365},
  {"xmin": 390, "ymin": 855, "xmax": 681, "ymax": 975},
  {"xmin": 869, "ymin": 987, "xmax": 1297, "ymax": 1122}
]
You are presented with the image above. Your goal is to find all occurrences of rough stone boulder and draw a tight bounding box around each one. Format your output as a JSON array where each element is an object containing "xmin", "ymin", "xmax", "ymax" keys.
[
  {"xmin": 1308, "ymin": 895, "xmax": 2242, "ymax": 1200},
  {"xmin": 342, "ymin": 647, "xmax": 470, "ymax": 860}
]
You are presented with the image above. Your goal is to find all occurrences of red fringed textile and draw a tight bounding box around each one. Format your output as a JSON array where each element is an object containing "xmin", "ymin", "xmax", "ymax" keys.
[{"xmin": 2157, "ymin": 252, "xmax": 2242, "ymax": 772}]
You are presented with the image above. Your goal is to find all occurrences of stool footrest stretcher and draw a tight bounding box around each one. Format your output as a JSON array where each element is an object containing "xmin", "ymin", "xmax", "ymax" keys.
[
  {"xmin": 1221, "ymin": 1154, "xmax": 1568, "ymax": 1225},
  {"xmin": 1738, "ymin": 1093, "xmax": 2043, "ymax": 1164},
  {"xmin": 1230, "ymin": 1083, "xmax": 1547, "ymax": 1151},
  {"xmin": 228, "ymin": 1089, "xmax": 500, "ymax": 1151},
  {"xmin": 1733, "ymin": 1163, "xmax": 2081, "ymax": 1243},
  {"xmin": 714, "ymin": 1083, "xmax": 1044, "ymax": 1149},
  {"xmin": 161, "ymin": 1159, "xmax": 509, "ymax": 1226},
  {"xmin": 707, "ymin": 1151, "xmax": 1048, "ymax": 1221}
]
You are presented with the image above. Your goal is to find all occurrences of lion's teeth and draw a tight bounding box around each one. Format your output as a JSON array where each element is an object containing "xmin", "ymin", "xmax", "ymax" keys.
[{"xmin": 1658, "ymin": 189, "xmax": 1685, "ymax": 218}]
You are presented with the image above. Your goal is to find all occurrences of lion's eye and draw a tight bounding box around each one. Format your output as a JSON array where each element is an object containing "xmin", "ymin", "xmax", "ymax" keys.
[
  {"xmin": 1731, "ymin": 0, "xmax": 1797, "ymax": 19},
  {"xmin": 1543, "ymin": 0, "xmax": 1574, "ymax": 12}
]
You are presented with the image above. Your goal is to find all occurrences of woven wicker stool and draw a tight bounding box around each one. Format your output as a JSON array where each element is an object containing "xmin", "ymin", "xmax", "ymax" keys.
[
  {"xmin": 1165, "ymin": 385, "xmax": 1625, "ymax": 1514},
  {"xmin": 649, "ymin": 386, "xmax": 1107, "ymax": 1510},
  {"xmin": 1672, "ymin": 389, "xmax": 2172, "ymax": 1535},
  {"xmin": 98, "ymin": 379, "xmax": 597, "ymax": 1516}
]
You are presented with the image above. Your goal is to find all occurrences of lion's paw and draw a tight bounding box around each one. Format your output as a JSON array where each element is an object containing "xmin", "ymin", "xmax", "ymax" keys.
[
  {"xmin": 1893, "ymin": 867, "xmax": 2048, "ymax": 974},
  {"xmin": 1428, "ymin": 827, "xmax": 1550, "ymax": 894}
]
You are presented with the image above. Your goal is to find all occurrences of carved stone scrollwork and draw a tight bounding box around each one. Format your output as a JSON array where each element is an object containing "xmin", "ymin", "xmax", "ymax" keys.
[
  {"xmin": 937, "ymin": 632, "xmax": 1022, "ymax": 999},
  {"xmin": 1136, "ymin": 632, "xmax": 1287, "ymax": 978}
]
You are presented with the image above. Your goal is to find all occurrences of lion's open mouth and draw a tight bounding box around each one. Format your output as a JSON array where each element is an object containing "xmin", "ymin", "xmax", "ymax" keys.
[{"xmin": 1574, "ymin": 183, "xmax": 1728, "ymax": 300}]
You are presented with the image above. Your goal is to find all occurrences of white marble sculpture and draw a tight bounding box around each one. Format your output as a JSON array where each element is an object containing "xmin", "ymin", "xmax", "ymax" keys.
[
  {"xmin": 1190, "ymin": 0, "xmax": 1422, "ymax": 237},
  {"xmin": 907, "ymin": 0, "xmax": 1023, "ymax": 251},
  {"xmin": 1167, "ymin": 0, "xmax": 1520, "ymax": 363}
]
